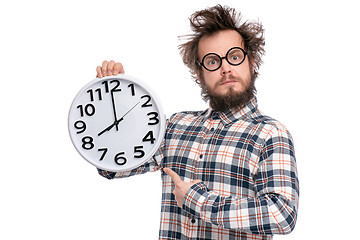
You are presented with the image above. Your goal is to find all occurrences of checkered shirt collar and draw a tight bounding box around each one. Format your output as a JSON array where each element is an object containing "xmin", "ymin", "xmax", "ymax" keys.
[{"xmin": 203, "ymin": 97, "xmax": 258, "ymax": 125}]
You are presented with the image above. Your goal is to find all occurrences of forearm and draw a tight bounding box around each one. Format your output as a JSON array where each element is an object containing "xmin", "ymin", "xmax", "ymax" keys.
[
  {"xmin": 183, "ymin": 182, "xmax": 298, "ymax": 235},
  {"xmin": 97, "ymin": 157, "xmax": 161, "ymax": 179}
]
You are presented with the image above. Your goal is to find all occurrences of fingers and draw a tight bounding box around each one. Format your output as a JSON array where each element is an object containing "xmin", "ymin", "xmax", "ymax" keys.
[
  {"xmin": 164, "ymin": 168, "xmax": 203, "ymax": 208},
  {"xmin": 96, "ymin": 60, "xmax": 124, "ymax": 78},
  {"xmin": 107, "ymin": 60, "xmax": 116, "ymax": 75},
  {"xmin": 114, "ymin": 62, "xmax": 125, "ymax": 75},
  {"xmin": 101, "ymin": 60, "xmax": 109, "ymax": 76},
  {"xmin": 164, "ymin": 168, "xmax": 182, "ymax": 185}
]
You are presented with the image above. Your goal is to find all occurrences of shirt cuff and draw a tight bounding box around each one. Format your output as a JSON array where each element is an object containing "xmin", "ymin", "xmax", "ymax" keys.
[{"xmin": 182, "ymin": 181, "xmax": 209, "ymax": 218}]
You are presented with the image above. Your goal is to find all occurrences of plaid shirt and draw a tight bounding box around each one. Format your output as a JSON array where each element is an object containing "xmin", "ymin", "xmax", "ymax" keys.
[{"xmin": 98, "ymin": 97, "xmax": 299, "ymax": 239}]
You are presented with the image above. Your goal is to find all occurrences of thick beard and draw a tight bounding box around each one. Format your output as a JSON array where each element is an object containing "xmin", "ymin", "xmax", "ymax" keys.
[{"xmin": 200, "ymin": 73, "xmax": 256, "ymax": 112}]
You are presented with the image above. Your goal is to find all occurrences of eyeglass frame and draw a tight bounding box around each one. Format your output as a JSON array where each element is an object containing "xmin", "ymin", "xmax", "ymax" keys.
[{"xmin": 197, "ymin": 47, "xmax": 248, "ymax": 72}]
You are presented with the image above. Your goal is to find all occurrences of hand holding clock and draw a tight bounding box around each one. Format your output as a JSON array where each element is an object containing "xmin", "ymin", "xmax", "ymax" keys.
[{"xmin": 96, "ymin": 60, "xmax": 125, "ymax": 78}]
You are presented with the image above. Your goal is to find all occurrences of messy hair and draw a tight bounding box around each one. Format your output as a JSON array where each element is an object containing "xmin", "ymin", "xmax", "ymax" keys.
[{"xmin": 179, "ymin": 4, "xmax": 265, "ymax": 84}]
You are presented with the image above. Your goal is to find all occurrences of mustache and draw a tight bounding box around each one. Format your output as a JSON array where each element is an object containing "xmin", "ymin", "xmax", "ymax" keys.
[{"xmin": 216, "ymin": 75, "xmax": 241, "ymax": 86}]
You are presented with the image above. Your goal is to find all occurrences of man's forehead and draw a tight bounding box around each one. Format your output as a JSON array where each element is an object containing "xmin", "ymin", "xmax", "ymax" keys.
[{"xmin": 198, "ymin": 30, "xmax": 245, "ymax": 56}]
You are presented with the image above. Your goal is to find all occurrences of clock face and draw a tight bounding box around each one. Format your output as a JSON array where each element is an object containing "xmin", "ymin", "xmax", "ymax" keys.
[{"xmin": 68, "ymin": 75, "xmax": 166, "ymax": 172}]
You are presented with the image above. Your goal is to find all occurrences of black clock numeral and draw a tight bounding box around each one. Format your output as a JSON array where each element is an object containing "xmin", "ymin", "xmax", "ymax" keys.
[
  {"xmin": 114, "ymin": 152, "xmax": 127, "ymax": 165},
  {"xmin": 77, "ymin": 104, "xmax": 95, "ymax": 117},
  {"xmin": 98, "ymin": 148, "xmax": 108, "ymax": 161},
  {"xmin": 134, "ymin": 146, "xmax": 145, "ymax": 158},
  {"xmin": 74, "ymin": 120, "xmax": 86, "ymax": 134},
  {"xmin": 141, "ymin": 95, "xmax": 152, "ymax": 107},
  {"xmin": 142, "ymin": 131, "xmax": 156, "ymax": 144},
  {"xmin": 102, "ymin": 79, "xmax": 122, "ymax": 93},
  {"xmin": 110, "ymin": 79, "xmax": 121, "ymax": 92},
  {"xmin": 128, "ymin": 84, "xmax": 136, "ymax": 96},
  {"xmin": 87, "ymin": 88, "xmax": 102, "ymax": 101},
  {"xmin": 98, "ymin": 147, "xmax": 145, "ymax": 163},
  {"xmin": 102, "ymin": 80, "xmax": 110, "ymax": 93},
  {"xmin": 82, "ymin": 136, "xmax": 94, "ymax": 150},
  {"xmin": 147, "ymin": 112, "xmax": 159, "ymax": 125}
]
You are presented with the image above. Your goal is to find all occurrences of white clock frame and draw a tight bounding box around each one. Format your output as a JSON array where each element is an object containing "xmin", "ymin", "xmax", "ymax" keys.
[{"xmin": 68, "ymin": 74, "xmax": 166, "ymax": 172}]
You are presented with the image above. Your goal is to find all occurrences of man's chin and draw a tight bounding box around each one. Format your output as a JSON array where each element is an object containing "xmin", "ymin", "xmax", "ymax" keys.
[
  {"xmin": 208, "ymin": 84, "xmax": 255, "ymax": 111},
  {"xmin": 200, "ymin": 74, "xmax": 256, "ymax": 111}
]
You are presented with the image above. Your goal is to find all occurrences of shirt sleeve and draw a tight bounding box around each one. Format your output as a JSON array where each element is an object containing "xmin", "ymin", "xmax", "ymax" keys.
[{"xmin": 182, "ymin": 125, "xmax": 299, "ymax": 236}]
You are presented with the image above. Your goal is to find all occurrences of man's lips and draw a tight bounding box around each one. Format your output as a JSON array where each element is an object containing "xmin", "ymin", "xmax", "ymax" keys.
[
  {"xmin": 220, "ymin": 79, "xmax": 238, "ymax": 85},
  {"xmin": 218, "ymin": 75, "xmax": 240, "ymax": 86}
]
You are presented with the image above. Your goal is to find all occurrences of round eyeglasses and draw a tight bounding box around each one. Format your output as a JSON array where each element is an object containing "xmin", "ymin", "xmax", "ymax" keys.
[{"xmin": 198, "ymin": 47, "xmax": 248, "ymax": 72}]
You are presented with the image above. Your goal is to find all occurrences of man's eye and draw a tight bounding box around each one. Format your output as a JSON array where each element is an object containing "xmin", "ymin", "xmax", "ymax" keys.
[{"xmin": 208, "ymin": 60, "xmax": 218, "ymax": 65}]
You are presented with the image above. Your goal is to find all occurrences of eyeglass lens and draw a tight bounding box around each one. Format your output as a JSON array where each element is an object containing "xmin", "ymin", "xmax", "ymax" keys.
[{"xmin": 202, "ymin": 47, "xmax": 246, "ymax": 71}]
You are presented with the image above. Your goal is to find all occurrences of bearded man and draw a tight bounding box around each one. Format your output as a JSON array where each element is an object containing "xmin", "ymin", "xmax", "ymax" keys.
[{"xmin": 96, "ymin": 5, "xmax": 299, "ymax": 240}]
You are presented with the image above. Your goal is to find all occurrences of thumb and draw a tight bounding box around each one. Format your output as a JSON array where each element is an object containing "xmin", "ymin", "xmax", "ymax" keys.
[{"xmin": 164, "ymin": 168, "xmax": 182, "ymax": 184}]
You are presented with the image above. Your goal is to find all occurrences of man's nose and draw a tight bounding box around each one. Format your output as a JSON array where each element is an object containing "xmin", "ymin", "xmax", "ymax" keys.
[{"xmin": 220, "ymin": 58, "xmax": 232, "ymax": 75}]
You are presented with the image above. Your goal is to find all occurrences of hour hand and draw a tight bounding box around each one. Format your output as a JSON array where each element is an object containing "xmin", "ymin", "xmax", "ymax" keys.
[
  {"xmin": 97, "ymin": 122, "xmax": 115, "ymax": 136},
  {"xmin": 98, "ymin": 118, "xmax": 124, "ymax": 136}
]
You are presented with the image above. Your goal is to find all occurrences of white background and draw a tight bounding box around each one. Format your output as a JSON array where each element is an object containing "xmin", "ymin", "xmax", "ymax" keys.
[{"xmin": 1, "ymin": 0, "xmax": 359, "ymax": 239}]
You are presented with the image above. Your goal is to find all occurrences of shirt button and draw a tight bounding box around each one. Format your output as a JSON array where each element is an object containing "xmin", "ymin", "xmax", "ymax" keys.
[
  {"xmin": 199, "ymin": 155, "xmax": 203, "ymax": 159},
  {"xmin": 191, "ymin": 218, "xmax": 196, "ymax": 224},
  {"xmin": 212, "ymin": 113, "xmax": 220, "ymax": 120}
]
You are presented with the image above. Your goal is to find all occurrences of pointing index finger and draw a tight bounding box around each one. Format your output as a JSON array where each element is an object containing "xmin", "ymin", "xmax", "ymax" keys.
[{"xmin": 164, "ymin": 168, "xmax": 182, "ymax": 184}]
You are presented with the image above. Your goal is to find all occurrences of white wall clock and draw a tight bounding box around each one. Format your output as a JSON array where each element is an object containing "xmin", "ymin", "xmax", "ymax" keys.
[{"xmin": 68, "ymin": 75, "xmax": 166, "ymax": 172}]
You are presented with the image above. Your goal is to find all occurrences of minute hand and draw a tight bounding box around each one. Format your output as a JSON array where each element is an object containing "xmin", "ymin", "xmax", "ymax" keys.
[
  {"xmin": 98, "ymin": 101, "xmax": 140, "ymax": 136},
  {"xmin": 110, "ymin": 90, "xmax": 119, "ymax": 131}
]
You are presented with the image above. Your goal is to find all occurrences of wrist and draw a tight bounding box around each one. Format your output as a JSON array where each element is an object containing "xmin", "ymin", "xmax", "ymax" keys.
[{"xmin": 182, "ymin": 181, "xmax": 209, "ymax": 217}]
